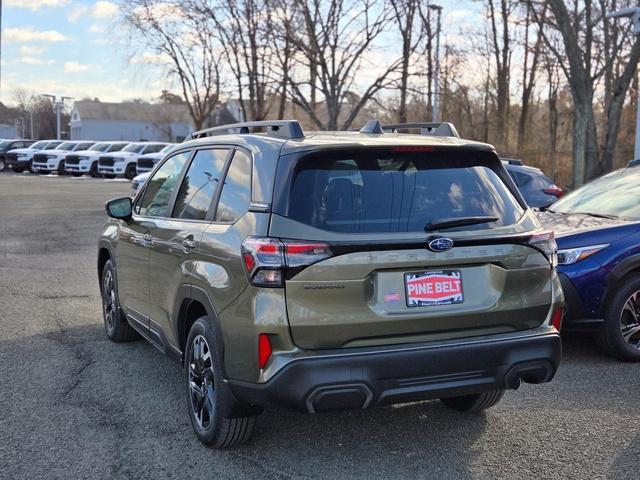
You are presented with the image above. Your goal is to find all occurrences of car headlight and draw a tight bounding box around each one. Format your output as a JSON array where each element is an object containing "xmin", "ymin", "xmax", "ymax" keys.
[
  {"xmin": 17, "ymin": 153, "xmax": 28, "ymax": 158},
  {"xmin": 113, "ymin": 157, "xmax": 126, "ymax": 163},
  {"xmin": 46, "ymin": 155, "xmax": 57, "ymax": 159},
  {"xmin": 78, "ymin": 156, "xmax": 90, "ymax": 161},
  {"xmin": 557, "ymin": 244, "xmax": 609, "ymax": 265}
]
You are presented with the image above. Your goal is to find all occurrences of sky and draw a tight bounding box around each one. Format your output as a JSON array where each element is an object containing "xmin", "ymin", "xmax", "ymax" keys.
[
  {"xmin": 0, "ymin": 0, "xmax": 483, "ymax": 107},
  {"xmin": 0, "ymin": 0, "xmax": 170, "ymax": 105}
]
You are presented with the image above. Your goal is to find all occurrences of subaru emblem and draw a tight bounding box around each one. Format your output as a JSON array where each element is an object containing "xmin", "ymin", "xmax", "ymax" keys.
[{"xmin": 428, "ymin": 237, "xmax": 454, "ymax": 252}]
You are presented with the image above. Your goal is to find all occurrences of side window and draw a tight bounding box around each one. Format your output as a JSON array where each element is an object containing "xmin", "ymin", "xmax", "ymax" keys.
[
  {"xmin": 109, "ymin": 144, "xmax": 125, "ymax": 152},
  {"xmin": 215, "ymin": 150, "xmax": 251, "ymax": 223},
  {"xmin": 173, "ymin": 149, "xmax": 229, "ymax": 220},
  {"xmin": 137, "ymin": 151, "xmax": 190, "ymax": 217}
]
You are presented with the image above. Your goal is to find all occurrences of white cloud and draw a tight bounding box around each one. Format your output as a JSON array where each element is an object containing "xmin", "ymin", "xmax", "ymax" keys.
[
  {"xmin": 18, "ymin": 57, "xmax": 56, "ymax": 66},
  {"xmin": 4, "ymin": 27, "xmax": 71, "ymax": 43},
  {"xmin": 20, "ymin": 45, "xmax": 48, "ymax": 56},
  {"xmin": 68, "ymin": 5, "xmax": 88, "ymax": 22},
  {"xmin": 64, "ymin": 61, "xmax": 91, "ymax": 73},
  {"xmin": 6, "ymin": 0, "xmax": 69, "ymax": 11},
  {"xmin": 88, "ymin": 24, "xmax": 106, "ymax": 34},
  {"xmin": 69, "ymin": 1, "xmax": 118, "ymax": 22},
  {"xmin": 92, "ymin": 1, "xmax": 119, "ymax": 17}
]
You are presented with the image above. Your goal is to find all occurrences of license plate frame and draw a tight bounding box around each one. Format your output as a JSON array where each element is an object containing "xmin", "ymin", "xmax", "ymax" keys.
[{"xmin": 404, "ymin": 270, "xmax": 464, "ymax": 307}]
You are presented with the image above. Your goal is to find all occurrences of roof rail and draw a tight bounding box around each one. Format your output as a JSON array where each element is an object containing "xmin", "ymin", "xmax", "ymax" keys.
[
  {"xmin": 381, "ymin": 122, "xmax": 460, "ymax": 138},
  {"xmin": 188, "ymin": 120, "xmax": 304, "ymax": 141}
]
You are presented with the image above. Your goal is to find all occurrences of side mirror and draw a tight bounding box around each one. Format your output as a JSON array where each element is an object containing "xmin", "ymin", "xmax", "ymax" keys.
[{"xmin": 105, "ymin": 197, "xmax": 133, "ymax": 220}]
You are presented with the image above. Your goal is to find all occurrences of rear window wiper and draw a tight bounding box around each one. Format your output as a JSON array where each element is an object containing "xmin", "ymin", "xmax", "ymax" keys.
[{"xmin": 425, "ymin": 216, "xmax": 499, "ymax": 232}]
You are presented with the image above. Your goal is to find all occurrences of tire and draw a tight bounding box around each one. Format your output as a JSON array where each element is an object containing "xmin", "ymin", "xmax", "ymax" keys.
[
  {"xmin": 57, "ymin": 160, "xmax": 67, "ymax": 175},
  {"xmin": 13, "ymin": 168, "xmax": 24, "ymax": 173},
  {"xmin": 0, "ymin": 159, "xmax": 5, "ymax": 172},
  {"xmin": 599, "ymin": 274, "xmax": 640, "ymax": 361},
  {"xmin": 185, "ymin": 317, "xmax": 256, "ymax": 448},
  {"xmin": 440, "ymin": 389, "xmax": 505, "ymax": 412},
  {"xmin": 25, "ymin": 161, "xmax": 33, "ymax": 173},
  {"xmin": 104, "ymin": 174, "xmax": 116, "ymax": 179},
  {"xmin": 101, "ymin": 260, "xmax": 139, "ymax": 342},
  {"xmin": 90, "ymin": 161, "xmax": 101, "ymax": 178},
  {"xmin": 72, "ymin": 172, "xmax": 83, "ymax": 177},
  {"xmin": 124, "ymin": 164, "xmax": 137, "ymax": 180}
]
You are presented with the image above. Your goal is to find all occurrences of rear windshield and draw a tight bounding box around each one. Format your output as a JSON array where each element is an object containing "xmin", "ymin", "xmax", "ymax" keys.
[{"xmin": 274, "ymin": 149, "xmax": 523, "ymax": 234}]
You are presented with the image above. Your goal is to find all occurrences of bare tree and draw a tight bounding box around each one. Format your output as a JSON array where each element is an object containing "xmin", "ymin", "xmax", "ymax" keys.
[
  {"xmin": 517, "ymin": 3, "xmax": 544, "ymax": 152},
  {"xmin": 191, "ymin": 0, "xmax": 276, "ymax": 121},
  {"xmin": 389, "ymin": 0, "xmax": 421, "ymax": 123},
  {"xmin": 531, "ymin": 0, "xmax": 640, "ymax": 185},
  {"xmin": 274, "ymin": 0, "xmax": 402, "ymax": 130},
  {"xmin": 486, "ymin": 0, "xmax": 513, "ymax": 149},
  {"xmin": 121, "ymin": 0, "xmax": 223, "ymax": 130}
]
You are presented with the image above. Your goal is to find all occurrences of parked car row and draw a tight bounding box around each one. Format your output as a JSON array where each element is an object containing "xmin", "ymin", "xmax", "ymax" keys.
[{"xmin": 0, "ymin": 139, "xmax": 175, "ymax": 179}]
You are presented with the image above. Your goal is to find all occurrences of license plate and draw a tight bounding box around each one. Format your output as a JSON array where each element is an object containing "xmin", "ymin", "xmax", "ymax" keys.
[{"xmin": 404, "ymin": 270, "xmax": 463, "ymax": 307}]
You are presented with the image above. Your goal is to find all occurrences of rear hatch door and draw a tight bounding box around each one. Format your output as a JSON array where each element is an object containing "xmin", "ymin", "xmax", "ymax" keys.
[{"xmin": 270, "ymin": 146, "xmax": 553, "ymax": 349}]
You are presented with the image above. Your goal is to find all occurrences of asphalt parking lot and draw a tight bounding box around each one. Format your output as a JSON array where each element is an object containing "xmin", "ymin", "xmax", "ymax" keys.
[{"xmin": 1, "ymin": 172, "xmax": 639, "ymax": 480}]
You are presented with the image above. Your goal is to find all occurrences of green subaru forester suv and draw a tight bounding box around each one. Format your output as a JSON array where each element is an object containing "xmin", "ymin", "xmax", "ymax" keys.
[{"xmin": 98, "ymin": 120, "xmax": 563, "ymax": 448}]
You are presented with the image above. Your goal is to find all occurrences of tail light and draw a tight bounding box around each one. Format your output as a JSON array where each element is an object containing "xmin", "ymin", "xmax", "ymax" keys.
[
  {"xmin": 528, "ymin": 231, "xmax": 558, "ymax": 268},
  {"xmin": 241, "ymin": 236, "xmax": 333, "ymax": 287},
  {"xmin": 551, "ymin": 307, "xmax": 563, "ymax": 331},
  {"xmin": 543, "ymin": 186, "xmax": 564, "ymax": 198}
]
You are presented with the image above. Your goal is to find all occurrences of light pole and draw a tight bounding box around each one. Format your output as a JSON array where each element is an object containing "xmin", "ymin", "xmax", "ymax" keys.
[
  {"xmin": 429, "ymin": 4, "xmax": 443, "ymax": 123},
  {"xmin": 607, "ymin": 7, "xmax": 640, "ymax": 161},
  {"xmin": 42, "ymin": 94, "xmax": 73, "ymax": 140}
]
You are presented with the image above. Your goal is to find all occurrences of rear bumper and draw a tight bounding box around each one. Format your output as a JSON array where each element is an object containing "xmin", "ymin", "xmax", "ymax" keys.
[{"xmin": 228, "ymin": 328, "xmax": 561, "ymax": 413}]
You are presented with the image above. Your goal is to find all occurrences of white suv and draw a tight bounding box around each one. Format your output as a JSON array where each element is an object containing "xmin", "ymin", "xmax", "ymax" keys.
[
  {"xmin": 32, "ymin": 141, "xmax": 96, "ymax": 175},
  {"xmin": 135, "ymin": 144, "xmax": 175, "ymax": 174},
  {"xmin": 64, "ymin": 141, "xmax": 129, "ymax": 177},
  {"xmin": 5, "ymin": 140, "xmax": 63, "ymax": 173},
  {"xmin": 98, "ymin": 142, "xmax": 169, "ymax": 179}
]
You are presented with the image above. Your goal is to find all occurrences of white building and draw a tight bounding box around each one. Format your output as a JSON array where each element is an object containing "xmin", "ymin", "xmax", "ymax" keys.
[
  {"xmin": 0, "ymin": 123, "xmax": 18, "ymax": 139},
  {"xmin": 69, "ymin": 101, "xmax": 193, "ymax": 142}
]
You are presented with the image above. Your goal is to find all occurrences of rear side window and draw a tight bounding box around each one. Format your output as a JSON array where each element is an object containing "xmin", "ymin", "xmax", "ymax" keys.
[
  {"xmin": 137, "ymin": 151, "xmax": 190, "ymax": 217},
  {"xmin": 215, "ymin": 150, "xmax": 251, "ymax": 223},
  {"xmin": 276, "ymin": 149, "xmax": 523, "ymax": 234},
  {"xmin": 173, "ymin": 149, "xmax": 229, "ymax": 220}
]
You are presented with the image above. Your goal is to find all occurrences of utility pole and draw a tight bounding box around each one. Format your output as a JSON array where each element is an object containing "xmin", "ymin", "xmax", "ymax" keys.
[
  {"xmin": 607, "ymin": 7, "xmax": 640, "ymax": 161},
  {"xmin": 429, "ymin": 4, "xmax": 443, "ymax": 122},
  {"xmin": 42, "ymin": 94, "xmax": 73, "ymax": 140}
]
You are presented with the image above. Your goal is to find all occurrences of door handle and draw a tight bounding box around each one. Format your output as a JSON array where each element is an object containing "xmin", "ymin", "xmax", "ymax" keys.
[{"xmin": 183, "ymin": 238, "xmax": 197, "ymax": 250}]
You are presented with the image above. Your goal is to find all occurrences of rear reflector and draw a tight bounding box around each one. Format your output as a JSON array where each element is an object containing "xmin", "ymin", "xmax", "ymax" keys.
[
  {"xmin": 258, "ymin": 334, "xmax": 272, "ymax": 369},
  {"xmin": 551, "ymin": 308, "xmax": 563, "ymax": 331}
]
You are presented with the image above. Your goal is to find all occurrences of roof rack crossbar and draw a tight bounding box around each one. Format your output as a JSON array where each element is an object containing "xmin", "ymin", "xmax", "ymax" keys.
[
  {"xmin": 381, "ymin": 122, "xmax": 460, "ymax": 138},
  {"xmin": 188, "ymin": 120, "xmax": 304, "ymax": 141}
]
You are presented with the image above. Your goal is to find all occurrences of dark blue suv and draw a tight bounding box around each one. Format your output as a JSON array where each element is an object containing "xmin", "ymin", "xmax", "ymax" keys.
[{"xmin": 538, "ymin": 166, "xmax": 640, "ymax": 361}]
